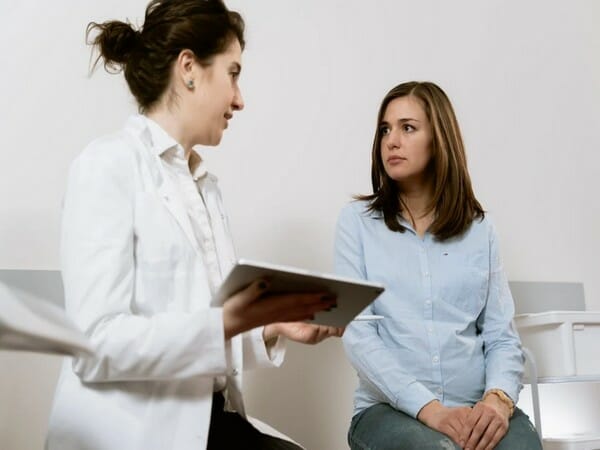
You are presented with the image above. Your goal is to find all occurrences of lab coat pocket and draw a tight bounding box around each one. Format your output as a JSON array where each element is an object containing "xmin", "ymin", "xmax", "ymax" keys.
[{"xmin": 133, "ymin": 193, "xmax": 187, "ymax": 314}]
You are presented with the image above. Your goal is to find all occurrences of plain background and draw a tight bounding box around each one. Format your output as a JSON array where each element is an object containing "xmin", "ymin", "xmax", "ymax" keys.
[{"xmin": 1, "ymin": 1, "xmax": 599, "ymax": 449}]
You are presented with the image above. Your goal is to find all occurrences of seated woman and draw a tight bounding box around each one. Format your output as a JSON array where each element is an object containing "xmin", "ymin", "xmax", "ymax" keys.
[{"xmin": 335, "ymin": 81, "xmax": 542, "ymax": 450}]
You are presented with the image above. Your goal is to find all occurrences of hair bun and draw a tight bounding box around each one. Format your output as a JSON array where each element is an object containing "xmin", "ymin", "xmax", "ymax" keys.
[{"xmin": 88, "ymin": 20, "xmax": 140, "ymax": 68}]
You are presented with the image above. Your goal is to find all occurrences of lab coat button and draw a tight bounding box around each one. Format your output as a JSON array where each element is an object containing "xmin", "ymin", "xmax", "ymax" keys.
[{"xmin": 232, "ymin": 368, "xmax": 239, "ymax": 376}]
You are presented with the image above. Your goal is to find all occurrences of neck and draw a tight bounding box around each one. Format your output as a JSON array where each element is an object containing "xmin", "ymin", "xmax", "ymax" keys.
[
  {"xmin": 398, "ymin": 177, "xmax": 434, "ymax": 218},
  {"xmin": 146, "ymin": 106, "xmax": 193, "ymax": 159}
]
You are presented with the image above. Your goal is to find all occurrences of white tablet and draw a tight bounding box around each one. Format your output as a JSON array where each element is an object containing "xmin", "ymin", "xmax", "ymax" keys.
[{"xmin": 214, "ymin": 259, "xmax": 385, "ymax": 327}]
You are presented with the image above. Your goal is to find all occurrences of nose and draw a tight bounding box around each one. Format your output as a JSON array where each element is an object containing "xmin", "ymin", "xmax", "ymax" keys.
[
  {"xmin": 232, "ymin": 86, "xmax": 244, "ymax": 111},
  {"xmin": 385, "ymin": 128, "xmax": 402, "ymax": 150}
]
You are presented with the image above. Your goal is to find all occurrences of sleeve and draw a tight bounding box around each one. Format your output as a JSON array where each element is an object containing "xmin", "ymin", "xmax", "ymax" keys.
[
  {"xmin": 242, "ymin": 327, "xmax": 286, "ymax": 370},
  {"xmin": 477, "ymin": 219, "xmax": 525, "ymax": 403},
  {"xmin": 62, "ymin": 143, "xmax": 228, "ymax": 383},
  {"xmin": 336, "ymin": 204, "xmax": 437, "ymax": 417}
]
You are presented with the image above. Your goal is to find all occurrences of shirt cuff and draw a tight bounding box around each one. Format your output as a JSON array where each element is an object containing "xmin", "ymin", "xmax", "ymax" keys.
[
  {"xmin": 396, "ymin": 384, "xmax": 438, "ymax": 419},
  {"xmin": 242, "ymin": 326, "xmax": 286, "ymax": 370},
  {"xmin": 485, "ymin": 381, "xmax": 519, "ymax": 405}
]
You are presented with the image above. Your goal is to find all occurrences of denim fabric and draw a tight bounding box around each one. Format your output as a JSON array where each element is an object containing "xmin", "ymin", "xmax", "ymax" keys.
[{"xmin": 348, "ymin": 403, "xmax": 542, "ymax": 450}]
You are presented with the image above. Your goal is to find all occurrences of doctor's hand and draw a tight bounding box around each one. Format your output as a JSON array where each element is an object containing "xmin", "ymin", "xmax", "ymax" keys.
[
  {"xmin": 263, "ymin": 322, "xmax": 344, "ymax": 345},
  {"xmin": 222, "ymin": 279, "xmax": 337, "ymax": 340}
]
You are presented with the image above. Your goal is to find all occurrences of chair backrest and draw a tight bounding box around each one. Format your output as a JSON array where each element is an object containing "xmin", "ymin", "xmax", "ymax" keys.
[
  {"xmin": 509, "ymin": 281, "xmax": 585, "ymax": 315},
  {"xmin": 0, "ymin": 269, "xmax": 64, "ymax": 307},
  {"xmin": 0, "ymin": 269, "xmax": 66, "ymax": 450}
]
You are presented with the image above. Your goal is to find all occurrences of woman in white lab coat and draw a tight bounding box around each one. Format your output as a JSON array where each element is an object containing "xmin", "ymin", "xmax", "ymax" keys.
[{"xmin": 45, "ymin": 1, "xmax": 341, "ymax": 449}]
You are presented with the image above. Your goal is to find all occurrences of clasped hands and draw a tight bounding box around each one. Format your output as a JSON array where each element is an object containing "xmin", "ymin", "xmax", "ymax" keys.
[
  {"xmin": 417, "ymin": 394, "xmax": 511, "ymax": 450},
  {"xmin": 223, "ymin": 278, "xmax": 344, "ymax": 344}
]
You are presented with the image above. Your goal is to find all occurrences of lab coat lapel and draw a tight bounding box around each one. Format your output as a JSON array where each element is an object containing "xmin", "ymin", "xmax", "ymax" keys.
[
  {"xmin": 154, "ymin": 170, "xmax": 201, "ymax": 254},
  {"xmin": 124, "ymin": 121, "xmax": 201, "ymax": 254}
]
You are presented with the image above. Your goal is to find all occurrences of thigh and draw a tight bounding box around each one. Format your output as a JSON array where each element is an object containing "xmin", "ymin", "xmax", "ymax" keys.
[
  {"xmin": 255, "ymin": 433, "xmax": 304, "ymax": 450},
  {"xmin": 494, "ymin": 408, "xmax": 543, "ymax": 450},
  {"xmin": 348, "ymin": 403, "xmax": 461, "ymax": 450},
  {"xmin": 208, "ymin": 393, "xmax": 302, "ymax": 450}
]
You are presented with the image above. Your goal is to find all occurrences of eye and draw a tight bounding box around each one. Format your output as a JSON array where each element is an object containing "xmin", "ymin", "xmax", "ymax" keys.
[
  {"xmin": 379, "ymin": 125, "xmax": 390, "ymax": 136},
  {"xmin": 230, "ymin": 71, "xmax": 240, "ymax": 81},
  {"xmin": 403, "ymin": 124, "xmax": 416, "ymax": 132}
]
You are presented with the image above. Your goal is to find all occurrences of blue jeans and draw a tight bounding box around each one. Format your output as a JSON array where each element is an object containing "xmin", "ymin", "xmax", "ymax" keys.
[{"xmin": 348, "ymin": 403, "xmax": 542, "ymax": 450}]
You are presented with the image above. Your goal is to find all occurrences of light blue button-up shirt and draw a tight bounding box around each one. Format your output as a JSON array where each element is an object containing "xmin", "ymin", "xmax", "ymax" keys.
[{"xmin": 335, "ymin": 200, "xmax": 524, "ymax": 418}]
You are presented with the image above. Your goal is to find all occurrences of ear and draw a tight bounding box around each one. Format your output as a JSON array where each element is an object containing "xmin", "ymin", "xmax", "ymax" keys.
[{"xmin": 174, "ymin": 49, "xmax": 197, "ymax": 90}]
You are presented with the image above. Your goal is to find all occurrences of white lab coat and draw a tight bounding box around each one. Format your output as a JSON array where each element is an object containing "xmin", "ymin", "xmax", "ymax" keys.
[{"xmin": 46, "ymin": 115, "xmax": 283, "ymax": 450}]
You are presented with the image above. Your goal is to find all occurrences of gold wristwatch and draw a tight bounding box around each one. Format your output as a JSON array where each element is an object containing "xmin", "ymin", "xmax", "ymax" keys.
[{"xmin": 483, "ymin": 389, "xmax": 514, "ymax": 418}]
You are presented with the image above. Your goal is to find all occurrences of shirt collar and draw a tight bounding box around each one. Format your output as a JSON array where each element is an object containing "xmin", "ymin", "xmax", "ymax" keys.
[{"xmin": 141, "ymin": 115, "xmax": 208, "ymax": 180}]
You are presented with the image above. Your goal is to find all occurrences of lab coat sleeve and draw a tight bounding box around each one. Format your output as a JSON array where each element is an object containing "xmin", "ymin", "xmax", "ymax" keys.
[
  {"xmin": 62, "ymin": 141, "xmax": 228, "ymax": 382},
  {"xmin": 242, "ymin": 327, "xmax": 286, "ymax": 370}
]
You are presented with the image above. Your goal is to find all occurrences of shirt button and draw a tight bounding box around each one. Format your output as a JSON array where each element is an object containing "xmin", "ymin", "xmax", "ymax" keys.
[
  {"xmin": 437, "ymin": 388, "xmax": 443, "ymax": 395},
  {"xmin": 425, "ymin": 300, "xmax": 431, "ymax": 305},
  {"xmin": 427, "ymin": 326, "xmax": 433, "ymax": 333},
  {"xmin": 424, "ymin": 272, "xmax": 430, "ymax": 277},
  {"xmin": 432, "ymin": 355, "xmax": 439, "ymax": 363},
  {"xmin": 232, "ymin": 368, "xmax": 239, "ymax": 376}
]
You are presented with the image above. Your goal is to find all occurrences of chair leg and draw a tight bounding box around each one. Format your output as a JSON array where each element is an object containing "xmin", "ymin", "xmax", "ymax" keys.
[{"xmin": 523, "ymin": 347, "xmax": 543, "ymax": 440}]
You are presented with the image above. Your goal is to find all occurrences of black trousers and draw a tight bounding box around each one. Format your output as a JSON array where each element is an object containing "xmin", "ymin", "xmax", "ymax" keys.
[{"xmin": 207, "ymin": 392, "xmax": 303, "ymax": 450}]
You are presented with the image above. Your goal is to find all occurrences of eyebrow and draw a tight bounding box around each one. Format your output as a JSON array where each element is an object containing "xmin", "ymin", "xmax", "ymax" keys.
[{"xmin": 380, "ymin": 118, "xmax": 420, "ymax": 125}]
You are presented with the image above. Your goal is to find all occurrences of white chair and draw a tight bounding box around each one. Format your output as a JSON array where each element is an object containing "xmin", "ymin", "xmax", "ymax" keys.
[{"xmin": 509, "ymin": 281, "xmax": 587, "ymax": 441}]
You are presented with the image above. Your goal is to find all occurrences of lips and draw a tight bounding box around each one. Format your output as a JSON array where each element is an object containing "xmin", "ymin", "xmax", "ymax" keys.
[
  {"xmin": 387, "ymin": 156, "xmax": 407, "ymax": 163},
  {"xmin": 223, "ymin": 113, "xmax": 233, "ymax": 129}
]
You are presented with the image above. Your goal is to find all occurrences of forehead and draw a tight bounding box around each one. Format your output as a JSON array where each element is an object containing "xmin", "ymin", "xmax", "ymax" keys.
[
  {"xmin": 215, "ymin": 39, "xmax": 242, "ymax": 65},
  {"xmin": 383, "ymin": 96, "xmax": 427, "ymax": 120}
]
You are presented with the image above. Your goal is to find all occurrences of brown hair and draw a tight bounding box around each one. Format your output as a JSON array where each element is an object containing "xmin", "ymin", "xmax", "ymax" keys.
[
  {"xmin": 358, "ymin": 81, "xmax": 484, "ymax": 241},
  {"xmin": 86, "ymin": 0, "xmax": 245, "ymax": 113}
]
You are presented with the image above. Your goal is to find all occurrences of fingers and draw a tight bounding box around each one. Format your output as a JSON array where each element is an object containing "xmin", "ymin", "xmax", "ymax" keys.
[
  {"xmin": 464, "ymin": 407, "xmax": 491, "ymax": 450},
  {"xmin": 445, "ymin": 408, "xmax": 471, "ymax": 445},
  {"xmin": 460, "ymin": 404, "xmax": 482, "ymax": 447},
  {"xmin": 440, "ymin": 423, "xmax": 462, "ymax": 446},
  {"xmin": 313, "ymin": 325, "xmax": 344, "ymax": 344},
  {"xmin": 464, "ymin": 402, "xmax": 508, "ymax": 450},
  {"xmin": 484, "ymin": 422, "xmax": 508, "ymax": 450},
  {"xmin": 260, "ymin": 292, "xmax": 337, "ymax": 322}
]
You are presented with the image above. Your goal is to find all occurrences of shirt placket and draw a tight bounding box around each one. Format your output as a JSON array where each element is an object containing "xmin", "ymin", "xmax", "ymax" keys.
[
  {"xmin": 181, "ymin": 175, "xmax": 222, "ymax": 295},
  {"xmin": 419, "ymin": 237, "xmax": 444, "ymax": 401}
]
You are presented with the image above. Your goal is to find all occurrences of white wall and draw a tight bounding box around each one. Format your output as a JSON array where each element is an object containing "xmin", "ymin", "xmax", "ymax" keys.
[{"xmin": 1, "ymin": 1, "xmax": 599, "ymax": 449}]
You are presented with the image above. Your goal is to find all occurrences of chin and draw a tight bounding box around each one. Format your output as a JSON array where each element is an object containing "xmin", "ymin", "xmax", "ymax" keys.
[{"xmin": 206, "ymin": 133, "xmax": 223, "ymax": 147}]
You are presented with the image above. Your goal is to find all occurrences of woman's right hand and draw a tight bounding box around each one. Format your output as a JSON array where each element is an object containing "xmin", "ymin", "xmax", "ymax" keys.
[
  {"xmin": 417, "ymin": 400, "xmax": 471, "ymax": 446},
  {"xmin": 222, "ymin": 278, "xmax": 337, "ymax": 339}
]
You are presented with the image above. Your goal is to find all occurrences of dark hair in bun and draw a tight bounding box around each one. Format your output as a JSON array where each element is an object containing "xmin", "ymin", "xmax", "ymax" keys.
[{"xmin": 87, "ymin": 0, "xmax": 245, "ymax": 112}]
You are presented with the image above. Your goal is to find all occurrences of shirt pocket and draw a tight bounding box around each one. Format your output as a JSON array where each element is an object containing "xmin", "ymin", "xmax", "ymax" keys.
[{"xmin": 437, "ymin": 251, "xmax": 489, "ymax": 316}]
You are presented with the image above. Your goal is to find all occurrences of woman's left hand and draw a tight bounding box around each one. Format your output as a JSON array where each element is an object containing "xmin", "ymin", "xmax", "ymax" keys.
[{"xmin": 263, "ymin": 322, "xmax": 344, "ymax": 345}]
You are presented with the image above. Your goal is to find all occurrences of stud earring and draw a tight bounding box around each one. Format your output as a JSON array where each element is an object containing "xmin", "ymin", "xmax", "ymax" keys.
[{"xmin": 186, "ymin": 79, "xmax": 195, "ymax": 89}]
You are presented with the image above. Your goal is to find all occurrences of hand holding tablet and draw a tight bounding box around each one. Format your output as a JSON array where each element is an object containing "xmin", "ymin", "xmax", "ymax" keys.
[{"xmin": 215, "ymin": 259, "xmax": 385, "ymax": 328}]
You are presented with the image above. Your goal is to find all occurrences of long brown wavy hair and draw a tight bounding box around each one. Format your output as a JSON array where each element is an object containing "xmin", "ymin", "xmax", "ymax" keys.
[{"xmin": 358, "ymin": 81, "xmax": 484, "ymax": 241}]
